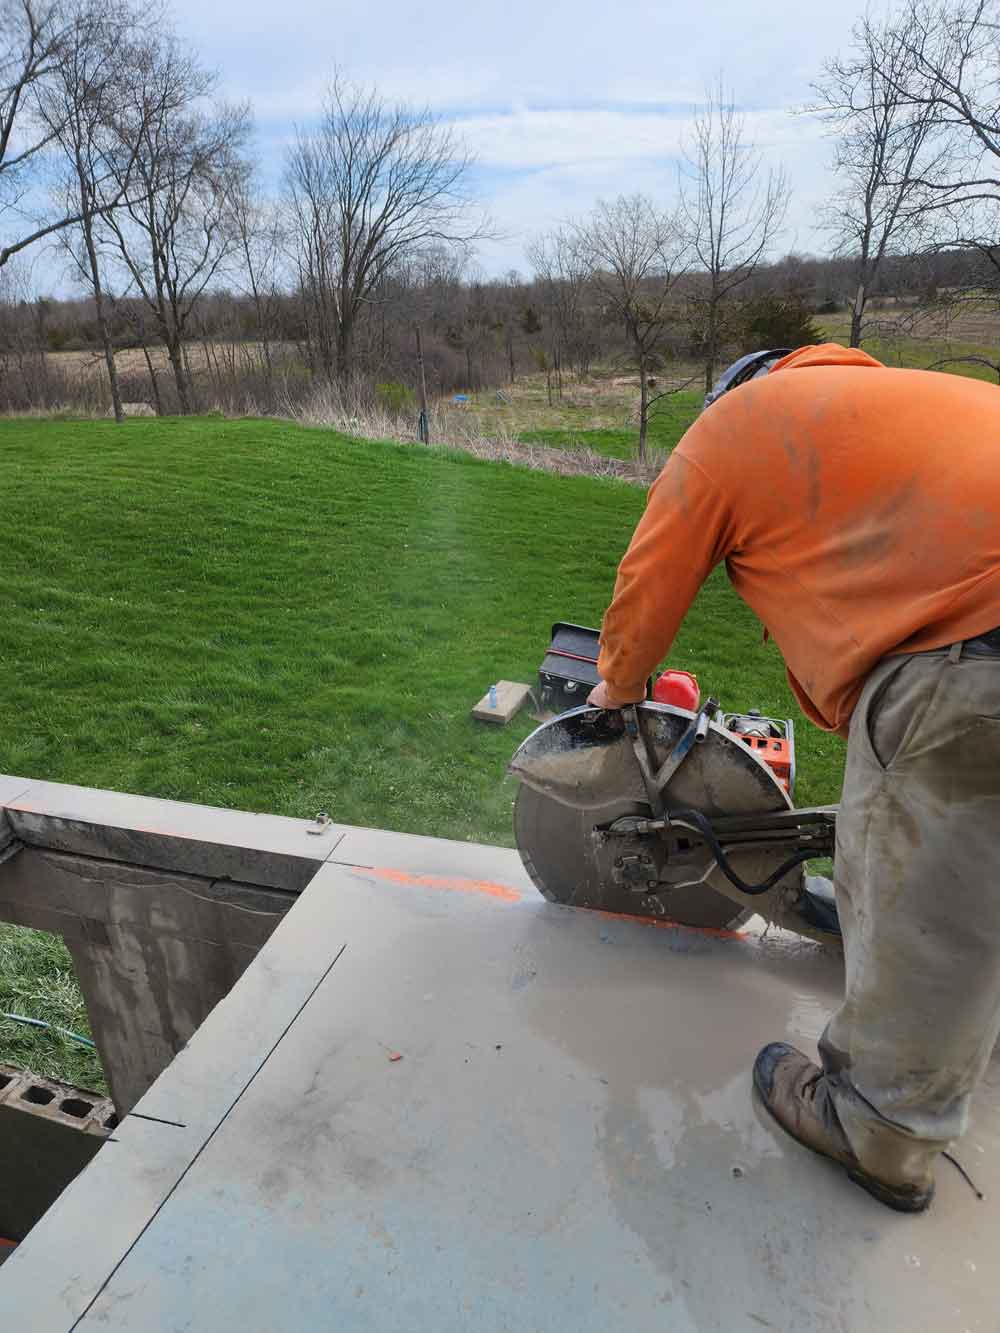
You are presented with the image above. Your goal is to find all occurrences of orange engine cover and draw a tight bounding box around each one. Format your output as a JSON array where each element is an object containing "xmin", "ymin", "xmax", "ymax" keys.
[{"xmin": 739, "ymin": 733, "xmax": 793, "ymax": 794}]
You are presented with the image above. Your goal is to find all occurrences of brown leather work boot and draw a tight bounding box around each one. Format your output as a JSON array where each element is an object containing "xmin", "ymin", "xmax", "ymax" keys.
[{"xmin": 753, "ymin": 1042, "xmax": 935, "ymax": 1213}]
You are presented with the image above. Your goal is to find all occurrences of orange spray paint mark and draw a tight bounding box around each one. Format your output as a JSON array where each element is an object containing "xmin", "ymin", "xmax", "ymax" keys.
[
  {"xmin": 359, "ymin": 865, "xmax": 522, "ymax": 903},
  {"xmin": 350, "ymin": 864, "xmax": 744, "ymax": 938},
  {"xmin": 590, "ymin": 908, "xmax": 748, "ymax": 942}
]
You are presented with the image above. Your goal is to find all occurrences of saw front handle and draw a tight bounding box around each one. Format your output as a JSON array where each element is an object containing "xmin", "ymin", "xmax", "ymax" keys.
[
  {"xmin": 622, "ymin": 704, "xmax": 667, "ymax": 821},
  {"xmin": 621, "ymin": 697, "xmax": 720, "ymax": 830}
]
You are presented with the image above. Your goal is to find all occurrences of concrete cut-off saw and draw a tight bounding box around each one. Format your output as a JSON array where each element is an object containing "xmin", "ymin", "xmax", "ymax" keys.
[{"xmin": 509, "ymin": 623, "xmax": 842, "ymax": 949}]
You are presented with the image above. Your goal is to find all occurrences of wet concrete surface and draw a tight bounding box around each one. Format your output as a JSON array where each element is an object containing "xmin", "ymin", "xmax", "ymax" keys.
[{"xmin": 1, "ymin": 837, "xmax": 997, "ymax": 1331}]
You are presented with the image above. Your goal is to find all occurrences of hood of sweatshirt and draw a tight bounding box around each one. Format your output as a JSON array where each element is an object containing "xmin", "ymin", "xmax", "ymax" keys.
[{"xmin": 768, "ymin": 342, "xmax": 884, "ymax": 374}]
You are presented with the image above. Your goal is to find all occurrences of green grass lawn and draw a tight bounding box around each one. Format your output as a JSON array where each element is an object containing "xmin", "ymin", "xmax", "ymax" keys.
[
  {"xmin": 0, "ymin": 415, "xmax": 845, "ymax": 1088},
  {"xmin": 519, "ymin": 389, "xmax": 703, "ymax": 459}
]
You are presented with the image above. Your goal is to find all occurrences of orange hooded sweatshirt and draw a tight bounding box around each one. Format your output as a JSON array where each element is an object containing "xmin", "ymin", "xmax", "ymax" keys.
[{"xmin": 596, "ymin": 344, "xmax": 1000, "ymax": 734}]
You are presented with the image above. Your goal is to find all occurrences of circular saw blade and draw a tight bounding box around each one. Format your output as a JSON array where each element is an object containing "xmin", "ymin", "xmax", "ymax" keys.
[{"xmin": 510, "ymin": 704, "xmax": 802, "ymax": 929}]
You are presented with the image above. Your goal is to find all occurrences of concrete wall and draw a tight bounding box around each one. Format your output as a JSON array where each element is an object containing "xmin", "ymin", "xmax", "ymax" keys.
[{"xmin": 0, "ymin": 776, "xmax": 343, "ymax": 1113}]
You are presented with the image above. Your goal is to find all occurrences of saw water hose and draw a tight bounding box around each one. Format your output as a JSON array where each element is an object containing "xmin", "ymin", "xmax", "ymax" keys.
[{"xmin": 667, "ymin": 807, "xmax": 818, "ymax": 896}]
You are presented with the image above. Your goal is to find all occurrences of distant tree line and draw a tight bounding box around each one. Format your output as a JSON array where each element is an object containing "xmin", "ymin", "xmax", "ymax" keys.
[{"xmin": 0, "ymin": 0, "xmax": 997, "ymax": 429}]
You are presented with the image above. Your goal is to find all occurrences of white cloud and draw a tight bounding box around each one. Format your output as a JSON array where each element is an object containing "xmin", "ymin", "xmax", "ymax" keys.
[
  {"xmin": 455, "ymin": 109, "xmax": 686, "ymax": 170},
  {"xmin": 454, "ymin": 105, "xmax": 828, "ymax": 171},
  {"xmin": 17, "ymin": 0, "xmax": 873, "ymax": 288},
  {"xmin": 176, "ymin": 0, "xmax": 873, "ymax": 120},
  {"xmin": 453, "ymin": 104, "xmax": 833, "ymax": 270}
]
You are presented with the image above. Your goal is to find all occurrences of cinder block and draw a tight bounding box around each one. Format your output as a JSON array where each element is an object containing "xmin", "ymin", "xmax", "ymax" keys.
[
  {"xmin": 0, "ymin": 1064, "xmax": 115, "ymax": 1241},
  {"xmin": 0, "ymin": 1065, "xmax": 26, "ymax": 1107},
  {"xmin": 471, "ymin": 681, "xmax": 533, "ymax": 725},
  {"xmin": 0, "ymin": 1063, "xmax": 114, "ymax": 1132}
]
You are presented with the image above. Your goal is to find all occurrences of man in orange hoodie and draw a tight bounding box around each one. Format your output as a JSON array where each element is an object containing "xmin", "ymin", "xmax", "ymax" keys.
[{"xmin": 588, "ymin": 343, "xmax": 1000, "ymax": 1212}]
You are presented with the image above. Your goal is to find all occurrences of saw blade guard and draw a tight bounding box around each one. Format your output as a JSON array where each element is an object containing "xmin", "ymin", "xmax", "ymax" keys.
[{"xmin": 508, "ymin": 703, "xmax": 806, "ymax": 929}]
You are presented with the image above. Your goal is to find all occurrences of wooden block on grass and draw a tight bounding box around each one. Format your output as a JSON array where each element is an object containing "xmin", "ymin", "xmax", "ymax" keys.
[{"xmin": 472, "ymin": 681, "xmax": 532, "ymax": 725}]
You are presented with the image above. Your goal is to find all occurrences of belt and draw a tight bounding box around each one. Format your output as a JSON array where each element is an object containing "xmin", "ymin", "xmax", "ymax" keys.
[{"xmin": 958, "ymin": 627, "xmax": 1000, "ymax": 657}]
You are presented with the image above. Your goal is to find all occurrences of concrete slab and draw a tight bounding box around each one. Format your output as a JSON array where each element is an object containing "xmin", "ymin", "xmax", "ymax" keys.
[{"xmin": 1, "ymin": 837, "xmax": 998, "ymax": 1330}]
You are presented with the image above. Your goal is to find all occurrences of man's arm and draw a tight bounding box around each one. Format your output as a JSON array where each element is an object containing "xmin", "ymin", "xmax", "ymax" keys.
[{"xmin": 592, "ymin": 453, "xmax": 734, "ymax": 706}]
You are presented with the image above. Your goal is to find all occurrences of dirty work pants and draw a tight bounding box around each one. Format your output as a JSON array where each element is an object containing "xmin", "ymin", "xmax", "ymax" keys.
[{"xmin": 822, "ymin": 642, "xmax": 1000, "ymax": 1170}]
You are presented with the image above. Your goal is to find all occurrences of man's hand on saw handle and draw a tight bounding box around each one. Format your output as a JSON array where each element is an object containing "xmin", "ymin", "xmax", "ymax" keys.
[
  {"xmin": 587, "ymin": 679, "xmax": 644, "ymax": 709},
  {"xmin": 587, "ymin": 680, "xmax": 618, "ymax": 709}
]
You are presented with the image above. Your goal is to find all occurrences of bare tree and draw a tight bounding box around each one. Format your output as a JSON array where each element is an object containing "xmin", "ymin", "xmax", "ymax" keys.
[
  {"xmin": 0, "ymin": 0, "xmax": 77, "ymax": 269},
  {"xmin": 285, "ymin": 127, "xmax": 337, "ymax": 379},
  {"xmin": 887, "ymin": 2, "xmax": 1000, "ymax": 199},
  {"xmin": 809, "ymin": 11, "xmax": 944, "ymax": 347},
  {"xmin": 527, "ymin": 226, "xmax": 597, "ymax": 385},
  {"xmin": 97, "ymin": 32, "xmax": 249, "ymax": 413},
  {"xmin": 570, "ymin": 194, "xmax": 688, "ymax": 461},
  {"xmin": 36, "ymin": 0, "xmax": 155, "ymax": 421},
  {"xmin": 873, "ymin": 1, "xmax": 1000, "ymax": 308},
  {"xmin": 0, "ymin": 252, "xmax": 54, "ymax": 405},
  {"xmin": 496, "ymin": 268, "xmax": 523, "ymax": 385},
  {"xmin": 225, "ymin": 170, "xmax": 286, "ymax": 390},
  {"xmin": 285, "ymin": 74, "xmax": 487, "ymax": 384},
  {"xmin": 681, "ymin": 78, "xmax": 789, "ymax": 390}
]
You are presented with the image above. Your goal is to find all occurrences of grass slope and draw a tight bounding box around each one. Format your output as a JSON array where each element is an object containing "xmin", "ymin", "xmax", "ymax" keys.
[
  {"xmin": 0, "ymin": 416, "xmax": 845, "ymax": 1086},
  {"xmin": 446, "ymin": 376, "xmax": 704, "ymax": 461},
  {"xmin": 519, "ymin": 389, "xmax": 703, "ymax": 459}
]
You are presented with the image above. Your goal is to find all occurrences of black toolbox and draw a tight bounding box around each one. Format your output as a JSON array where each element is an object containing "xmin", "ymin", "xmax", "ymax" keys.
[{"xmin": 538, "ymin": 622, "xmax": 603, "ymax": 714}]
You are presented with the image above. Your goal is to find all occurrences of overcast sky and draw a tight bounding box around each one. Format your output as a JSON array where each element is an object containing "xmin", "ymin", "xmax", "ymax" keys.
[{"xmin": 70, "ymin": 0, "xmax": 883, "ymax": 284}]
